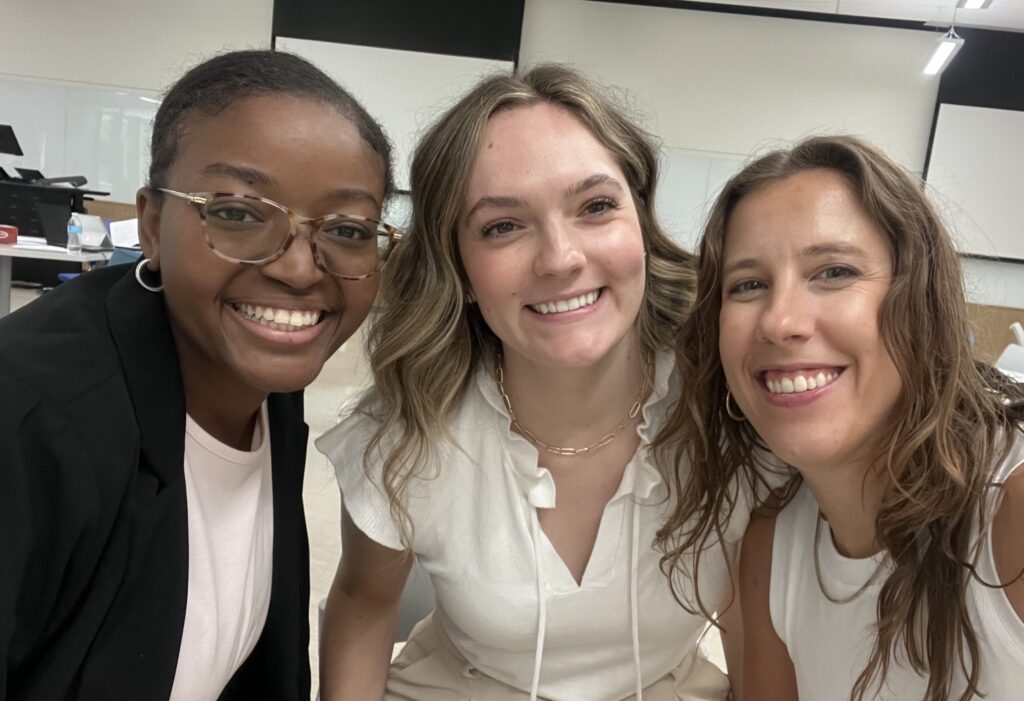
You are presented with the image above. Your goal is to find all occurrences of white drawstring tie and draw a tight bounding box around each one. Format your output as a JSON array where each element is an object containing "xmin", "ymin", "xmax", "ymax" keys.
[
  {"xmin": 631, "ymin": 499, "xmax": 643, "ymax": 700},
  {"xmin": 529, "ymin": 510, "xmax": 547, "ymax": 701}
]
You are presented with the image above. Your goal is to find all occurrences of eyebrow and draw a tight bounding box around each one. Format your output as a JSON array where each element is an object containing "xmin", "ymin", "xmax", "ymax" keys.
[
  {"xmin": 201, "ymin": 163, "xmax": 276, "ymax": 186},
  {"xmin": 464, "ymin": 194, "xmax": 527, "ymax": 222},
  {"xmin": 324, "ymin": 187, "xmax": 381, "ymax": 209},
  {"xmin": 201, "ymin": 163, "xmax": 381, "ymax": 209},
  {"xmin": 565, "ymin": 173, "xmax": 625, "ymax": 198},
  {"xmin": 463, "ymin": 173, "xmax": 626, "ymax": 222},
  {"xmin": 721, "ymin": 241, "xmax": 870, "ymax": 277}
]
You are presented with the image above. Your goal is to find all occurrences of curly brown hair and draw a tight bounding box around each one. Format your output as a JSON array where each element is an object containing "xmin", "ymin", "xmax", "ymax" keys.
[{"xmin": 653, "ymin": 134, "xmax": 1024, "ymax": 701}]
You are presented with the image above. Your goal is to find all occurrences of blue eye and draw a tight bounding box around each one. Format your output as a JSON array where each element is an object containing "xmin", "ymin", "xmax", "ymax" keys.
[
  {"xmin": 481, "ymin": 220, "xmax": 517, "ymax": 238},
  {"xmin": 819, "ymin": 266, "xmax": 857, "ymax": 281}
]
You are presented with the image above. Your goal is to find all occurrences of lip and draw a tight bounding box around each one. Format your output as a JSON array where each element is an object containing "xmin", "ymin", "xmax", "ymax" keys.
[
  {"xmin": 526, "ymin": 287, "xmax": 602, "ymax": 307},
  {"xmin": 524, "ymin": 287, "xmax": 604, "ymax": 321},
  {"xmin": 226, "ymin": 303, "xmax": 331, "ymax": 345},
  {"xmin": 226, "ymin": 298, "xmax": 329, "ymax": 313},
  {"xmin": 757, "ymin": 366, "xmax": 845, "ymax": 408}
]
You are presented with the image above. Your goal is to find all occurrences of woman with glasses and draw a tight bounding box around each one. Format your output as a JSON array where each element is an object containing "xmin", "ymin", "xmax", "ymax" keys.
[
  {"xmin": 317, "ymin": 65, "xmax": 751, "ymax": 701},
  {"xmin": 0, "ymin": 50, "xmax": 399, "ymax": 700}
]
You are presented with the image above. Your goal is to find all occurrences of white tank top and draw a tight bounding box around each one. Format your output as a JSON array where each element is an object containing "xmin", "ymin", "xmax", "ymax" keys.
[{"xmin": 770, "ymin": 431, "xmax": 1024, "ymax": 700}]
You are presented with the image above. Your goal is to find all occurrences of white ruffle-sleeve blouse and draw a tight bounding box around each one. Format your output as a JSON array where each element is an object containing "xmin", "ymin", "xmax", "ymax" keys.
[{"xmin": 316, "ymin": 352, "xmax": 758, "ymax": 700}]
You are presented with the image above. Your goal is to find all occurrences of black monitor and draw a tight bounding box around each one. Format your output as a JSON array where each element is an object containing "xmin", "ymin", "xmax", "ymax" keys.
[{"xmin": 0, "ymin": 125, "xmax": 23, "ymax": 157}]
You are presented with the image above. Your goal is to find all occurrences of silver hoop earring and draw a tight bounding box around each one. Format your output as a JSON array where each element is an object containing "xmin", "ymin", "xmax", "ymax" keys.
[
  {"xmin": 725, "ymin": 389, "xmax": 747, "ymax": 422},
  {"xmin": 134, "ymin": 258, "xmax": 163, "ymax": 293}
]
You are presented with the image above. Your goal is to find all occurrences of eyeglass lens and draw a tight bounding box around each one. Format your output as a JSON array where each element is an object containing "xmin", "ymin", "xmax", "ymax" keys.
[{"xmin": 203, "ymin": 195, "xmax": 391, "ymax": 277}]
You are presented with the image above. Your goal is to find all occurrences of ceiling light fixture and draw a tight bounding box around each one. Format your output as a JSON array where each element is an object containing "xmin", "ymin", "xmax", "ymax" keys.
[
  {"xmin": 924, "ymin": 3, "xmax": 967, "ymax": 76},
  {"xmin": 924, "ymin": 29, "xmax": 965, "ymax": 74},
  {"xmin": 960, "ymin": 0, "xmax": 993, "ymax": 10}
]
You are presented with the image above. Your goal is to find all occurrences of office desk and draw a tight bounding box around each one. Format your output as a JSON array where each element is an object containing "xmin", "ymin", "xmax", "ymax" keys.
[{"xmin": 0, "ymin": 237, "xmax": 109, "ymax": 318}]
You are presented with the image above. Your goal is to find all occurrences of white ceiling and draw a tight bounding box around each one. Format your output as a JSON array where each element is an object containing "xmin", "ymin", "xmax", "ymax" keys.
[{"xmin": 691, "ymin": 0, "xmax": 1024, "ymax": 31}]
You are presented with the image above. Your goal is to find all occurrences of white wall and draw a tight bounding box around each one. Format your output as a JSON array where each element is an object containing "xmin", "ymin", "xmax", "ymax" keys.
[
  {"xmin": 0, "ymin": 0, "xmax": 273, "ymax": 91},
  {"xmin": 962, "ymin": 258, "xmax": 1024, "ymax": 309},
  {"xmin": 276, "ymin": 37, "xmax": 512, "ymax": 191},
  {"xmin": 520, "ymin": 0, "xmax": 941, "ymax": 172}
]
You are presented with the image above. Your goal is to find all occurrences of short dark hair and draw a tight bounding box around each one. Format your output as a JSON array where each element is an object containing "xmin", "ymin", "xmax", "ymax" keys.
[{"xmin": 148, "ymin": 49, "xmax": 394, "ymax": 198}]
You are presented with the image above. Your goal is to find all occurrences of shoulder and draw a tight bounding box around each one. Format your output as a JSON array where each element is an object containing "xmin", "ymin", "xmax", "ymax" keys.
[
  {"xmin": 0, "ymin": 265, "xmax": 130, "ymax": 403},
  {"xmin": 314, "ymin": 392, "xmax": 386, "ymax": 468}
]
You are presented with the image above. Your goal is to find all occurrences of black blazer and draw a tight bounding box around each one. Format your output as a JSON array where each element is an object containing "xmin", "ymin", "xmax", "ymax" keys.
[{"xmin": 0, "ymin": 265, "xmax": 311, "ymax": 700}]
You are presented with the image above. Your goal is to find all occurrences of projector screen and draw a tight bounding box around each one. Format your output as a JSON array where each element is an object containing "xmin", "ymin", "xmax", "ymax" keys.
[
  {"xmin": 276, "ymin": 37, "xmax": 513, "ymax": 192},
  {"xmin": 926, "ymin": 103, "xmax": 1024, "ymax": 262}
]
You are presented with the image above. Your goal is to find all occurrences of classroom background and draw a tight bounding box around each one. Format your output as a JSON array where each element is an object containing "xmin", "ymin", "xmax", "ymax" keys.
[{"xmin": 2, "ymin": 1, "xmax": 1023, "ymax": 697}]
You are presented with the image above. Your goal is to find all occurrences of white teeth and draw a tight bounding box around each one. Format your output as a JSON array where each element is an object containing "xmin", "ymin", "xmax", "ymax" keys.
[
  {"xmin": 531, "ymin": 290, "xmax": 600, "ymax": 315},
  {"xmin": 233, "ymin": 303, "xmax": 322, "ymax": 330},
  {"xmin": 765, "ymin": 370, "xmax": 840, "ymax": 395}
]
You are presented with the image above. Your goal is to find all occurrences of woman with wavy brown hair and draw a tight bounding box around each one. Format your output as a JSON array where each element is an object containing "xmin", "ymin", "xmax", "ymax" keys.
[
  {"xmin": 314, "ymin": 64, "xmax": 759, "ymax": 701},
  {"xmin": 655, "ymin": 134, "xmax": 1024, "ymax": 701}
]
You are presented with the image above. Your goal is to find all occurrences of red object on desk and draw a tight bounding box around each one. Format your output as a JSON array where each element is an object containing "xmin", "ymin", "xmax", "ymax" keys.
[{"xmin": 0, "ymin": 224, "xmax": 17, "ymax": 244}]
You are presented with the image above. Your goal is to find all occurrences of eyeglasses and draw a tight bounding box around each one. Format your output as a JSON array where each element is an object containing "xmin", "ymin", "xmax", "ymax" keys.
[{"xmin": 156, "ymin": 188, "xmax": 403, "ymax": 280}]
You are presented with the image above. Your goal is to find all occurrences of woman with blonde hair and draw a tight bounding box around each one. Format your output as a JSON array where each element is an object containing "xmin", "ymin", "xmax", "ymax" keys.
[
  {"xmin": 656, "ymin": 134, "xmax": 1024, "ymax": 700},
  {"xmin": 316, "ymin": 65, "xmax": 759, "ymax": 700}
]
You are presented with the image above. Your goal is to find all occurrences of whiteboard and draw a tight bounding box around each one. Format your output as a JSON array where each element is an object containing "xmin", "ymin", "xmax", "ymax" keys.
[
  {"xmin": 926, "ymin": 104, "xmax": 1024, "ymax": 262},
  {"xmin": 0, "ymin": 75, "xmax": 158, "ymax": 203},
  {"xmin": 276, "ymin": 37, "xmax": 513, "ymax": 192},
  {"xmin": 656, "ymin": 147, "xmax": 745, "ymax": 252}
]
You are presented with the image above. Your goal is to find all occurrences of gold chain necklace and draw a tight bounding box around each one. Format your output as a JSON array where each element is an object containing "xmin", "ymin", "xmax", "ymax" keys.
[
  {"xmin": 494, "ymin": 354, "xmax": 652, "ymax": 457},
  {"xmin": 813, "ymin": 510, "xmax": 889, "ymax": 604}
]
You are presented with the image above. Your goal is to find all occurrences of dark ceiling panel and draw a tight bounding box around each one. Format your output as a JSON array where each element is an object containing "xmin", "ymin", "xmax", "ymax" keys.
[{"xmin": 273, "ymin": 0, "xmax": 525, "ymax": 63}]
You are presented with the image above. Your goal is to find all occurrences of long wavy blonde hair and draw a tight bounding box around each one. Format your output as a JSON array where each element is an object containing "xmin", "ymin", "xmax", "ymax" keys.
[
  {"xmin": 653, "ymin": 134, "xmax": 1024, "ymax": 701},
  {"xmin": 359, "ymin": 64, "xmax": 696, "ymax": 544}
]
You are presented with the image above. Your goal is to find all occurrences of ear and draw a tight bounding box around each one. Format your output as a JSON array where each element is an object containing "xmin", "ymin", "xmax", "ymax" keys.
[{"xmin": 136, "ymin": 187, "xmax": 163, "ymax": 272}]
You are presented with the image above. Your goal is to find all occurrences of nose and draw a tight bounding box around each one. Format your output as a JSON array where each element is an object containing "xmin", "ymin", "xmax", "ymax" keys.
[
  {"xmin": 259, "ymin": 223, "xmax": 326, "ymax": 289},
  {"xmin": 532, "ymin": 218, "xmax": 586, "ymax": 278},
  {"xmin": 756, "ymin": 276, "xmax": 815, "ymax": 345}
]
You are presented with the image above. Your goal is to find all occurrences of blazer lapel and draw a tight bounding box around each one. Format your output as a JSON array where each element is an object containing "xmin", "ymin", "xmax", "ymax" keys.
[
  {"xmin": 107, "ymin": 268, "xmax": 186, "ymax": 487},
  {"xmin": 76, "ymin": 267, "xmax": 190, "ymax": 699}
]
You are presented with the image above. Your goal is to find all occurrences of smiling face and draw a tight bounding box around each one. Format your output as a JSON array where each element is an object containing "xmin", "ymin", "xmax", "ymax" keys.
[
  {"xmin": 457, "ymin": 102, "xmax": 647, "ymax": 371},
  {"xmin": 718, "ymin": 168, "xmax": 903, "ymax": 473},
  {"xmin": 138, "ymin": 94, "xmax": 385, "ymax": 403}
]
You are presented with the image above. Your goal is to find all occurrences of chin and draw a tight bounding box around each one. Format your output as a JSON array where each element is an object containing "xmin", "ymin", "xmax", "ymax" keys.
[{"xmin": 246, "ymin": 365, "xmax": 324, "ymax": 395}]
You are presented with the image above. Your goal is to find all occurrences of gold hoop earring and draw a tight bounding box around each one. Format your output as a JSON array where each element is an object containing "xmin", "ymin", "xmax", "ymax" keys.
[{"xmin": 725, "ymin": 390, "xmax": 746, "ymax": 422}]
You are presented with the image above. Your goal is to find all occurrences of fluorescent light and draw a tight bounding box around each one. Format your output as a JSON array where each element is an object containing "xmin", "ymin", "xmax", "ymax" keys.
[
  {"xmin": 960, "ymin": 0, "xmax": 992, "ymax": 9},
  {"xmin": 924, "ymin": 31, "xmax": 965, "ymax": 75},
  {"xmin": 139, "ymin": 96, "xmax": 161, "ymax": 104}
]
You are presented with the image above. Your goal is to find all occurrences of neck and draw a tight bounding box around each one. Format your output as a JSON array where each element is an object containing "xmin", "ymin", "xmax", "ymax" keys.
[
  {"xmin": 802, "ymin": 461, "xmax": 887, "ymax": 559},
  {"xmin": 174, "ymin": 339, "xmax": 265, "ymax": 452},
  {"xmin": 498, "ymin": 336, "xmax": 649, "ymax": 449}
]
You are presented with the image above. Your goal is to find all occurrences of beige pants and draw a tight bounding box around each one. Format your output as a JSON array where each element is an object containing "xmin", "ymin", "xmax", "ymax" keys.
[{"xmin": 386, "ymin": 614, "xmax": 731, "ymax": 701}]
